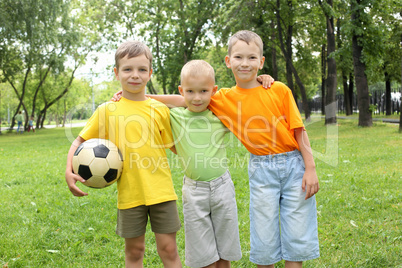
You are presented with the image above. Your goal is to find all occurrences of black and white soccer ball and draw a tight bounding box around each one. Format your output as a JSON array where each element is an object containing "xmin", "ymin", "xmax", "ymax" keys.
[{"xmin": 72, "ymin": 138, "xmax": 123, "ymax": 188}]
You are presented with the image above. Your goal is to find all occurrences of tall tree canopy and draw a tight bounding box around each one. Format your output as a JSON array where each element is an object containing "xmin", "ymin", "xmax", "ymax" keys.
[{"xmin": 1, "ymin": 0, "xmax": 401, "ymax": 128}]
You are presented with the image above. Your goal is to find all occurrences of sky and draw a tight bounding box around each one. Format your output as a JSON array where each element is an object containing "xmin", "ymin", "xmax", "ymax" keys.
[{"xmin": 75, "ymin": 50, "xmax": 116, "ymax": 85}]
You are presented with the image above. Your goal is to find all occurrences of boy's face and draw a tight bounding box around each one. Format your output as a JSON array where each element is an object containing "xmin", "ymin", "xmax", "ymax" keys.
[
  {"xmin": 225, "ymin": 40, "xmax": 265, "ymax": 89},
  {"xmin": 114, "ymin": 54, "xmax": 152, "ymax": 100},
  {"xmin": 178, "ymin": 74, "xmax": 218, "ymax": 113}
]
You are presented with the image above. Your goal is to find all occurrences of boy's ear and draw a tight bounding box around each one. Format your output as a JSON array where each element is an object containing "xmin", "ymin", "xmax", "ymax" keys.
[
  {"xmin": 225, "ymin": 55, "xmax": 231, "ymax": 68},
  {"xmin": 178, "ymin": 85, "xmax": 184, "ymax": 96},
  {"xmin": 114, "ymin": 67, "xmax": 119, "ymax": 80},
  {"xmin": 149, "ymin": 68, "xmax": 153, "ymax": 77},
  {"xmin": 212, "ymin": 85, "xmax": 218, "ymax": 96},
  {"xmin": 259, "ymin": 56, "xmax": 266, "ymax": 70}
]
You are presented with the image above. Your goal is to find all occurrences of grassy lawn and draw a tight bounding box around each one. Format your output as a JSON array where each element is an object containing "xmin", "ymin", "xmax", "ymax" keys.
[{"xmin": 0, "ymin": 120, "xmax": 400, "ymax": 267}]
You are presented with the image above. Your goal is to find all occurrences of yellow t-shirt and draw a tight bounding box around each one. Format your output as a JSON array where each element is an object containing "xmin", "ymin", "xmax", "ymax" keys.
[
  {"xmin": 209, "ymin": 82, "xmax": 304, "ymax": 155},
  {"xmin": 79, "ymin": 97, "xmax": 177, "ymax": 209}
]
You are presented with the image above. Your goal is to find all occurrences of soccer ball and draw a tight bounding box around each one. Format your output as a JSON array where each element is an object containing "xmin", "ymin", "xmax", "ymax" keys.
[{"xmin": 72, "ymin": 138, "xmax": 123, "ymax": 188}]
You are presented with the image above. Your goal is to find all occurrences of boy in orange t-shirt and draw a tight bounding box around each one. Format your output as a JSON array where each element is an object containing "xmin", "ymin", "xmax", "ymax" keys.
[{"xmin": 208, "ymin": 30, "xmax": 320, "ymax": 267}]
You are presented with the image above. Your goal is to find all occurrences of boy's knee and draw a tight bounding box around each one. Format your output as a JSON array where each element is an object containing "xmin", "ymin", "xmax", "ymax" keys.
[
  {"xmin": 157, "ymin": 242, "xmax": 178, "ymax": 258},
  {"xmin": 125, "ymin": 243, "xmax": 145, "ymax": 261}
]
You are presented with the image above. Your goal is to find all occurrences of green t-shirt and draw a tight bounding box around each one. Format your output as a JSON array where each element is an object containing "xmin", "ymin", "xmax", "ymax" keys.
[
  {"xmin": 170, "ymin": 108, "xmax": 229, "ymax": 181},
  {"xmin": 16, "ymin": 114, "xmax": 24, "ymax": 122}
]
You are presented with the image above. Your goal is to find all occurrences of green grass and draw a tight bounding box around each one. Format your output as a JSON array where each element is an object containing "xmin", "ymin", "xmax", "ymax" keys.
[{"xmin": 0, "ymin": 120, "xmax": 401, "ymax": 267}]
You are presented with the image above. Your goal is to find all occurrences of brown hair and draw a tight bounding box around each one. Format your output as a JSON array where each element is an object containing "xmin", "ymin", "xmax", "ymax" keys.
[
  {"xmin": 115, "ymin": 40, "xmax": 153, "ymax": 70},
  {"xmin": 227, "ymin": 30, "xmax": 263, "ymax": 57}
]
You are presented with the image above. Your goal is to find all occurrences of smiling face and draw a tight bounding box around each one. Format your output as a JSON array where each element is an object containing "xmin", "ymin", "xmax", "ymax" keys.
[
  {"xmin": 179, "ymin": 74, "xmax": 217, "ymax": 113},
  {"xmin": 114, "ymin": 54, "xmax": 152, "ymax": 101},
  {"xmin": 225, "ymin": 40, "xmax": 265, "ymax": 89}
]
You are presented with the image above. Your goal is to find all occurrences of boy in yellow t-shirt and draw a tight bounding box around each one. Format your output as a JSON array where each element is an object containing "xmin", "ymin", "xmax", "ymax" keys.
[{"xmin": 65, "ymin": 41, "xmax": 182, "ymax": 267}]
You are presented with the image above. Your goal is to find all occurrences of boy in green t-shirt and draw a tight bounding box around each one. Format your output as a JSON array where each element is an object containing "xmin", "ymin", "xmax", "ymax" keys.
[{"xmin": 170, "ymin": 60, "xmax": 242, "ymax": 268}]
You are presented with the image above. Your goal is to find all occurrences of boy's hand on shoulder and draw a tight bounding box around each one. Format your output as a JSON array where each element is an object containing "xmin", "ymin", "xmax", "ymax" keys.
[
  {"xmin": 302, "ymin": 168, "xmax": 319, "ymax": 200},
  {"xmin": 65, "ymin": 170, "xmax": 88, "ymax": 197},
  {"xmin": 257, "ymin": 74, "xmax": 275, "ymax": 89},
  {"xmin": 110, "ymin": 90, "xmax": 123, "ymax": 102}
]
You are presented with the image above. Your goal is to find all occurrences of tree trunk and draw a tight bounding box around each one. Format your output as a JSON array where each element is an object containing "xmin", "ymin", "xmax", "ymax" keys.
[
  {"xmin": 286, "ymin": 62, "xmax": 295, "ymax": 101},
  {"xmin": 147, "ymin": 79, "xmax": 157, "ymax": 95},
  {"xmin": 385, "ymin": 71, "xmax": 391, "ymax": 115},
  {"xmin": 31, "ymin": 66, "xmax": 52, "ymax": 122},
  {"xmin": 349, "ymin": 73, "xmax": 354, "ymax": 113},
  {"xmin": 351, "ymin": 1, "xmax": 372, "ymax": 127},
  {"xmin": 285, "ymin": 6, "xmax": 297, "ymax": 103},
  {"xmin": 321, "ymin": 44, "xmax": 326, "ymax": 115},
  {"xmin": 271, "ymin": 20, "xmax": 278, "ymax": 80},
  {"xmin": 321, "ymin": 0, "xmax": 337, "ymax": 125},
  {"xmin": 276, "ymin": 0, "xmax": 310, "ymax": 120},
  {"xmin": 400, "ymin": 30, "xmax": 402, "ymax": 132},
  {"xmin": 342, "ymin": 73, "xmax": 352, "ymax": 115}
]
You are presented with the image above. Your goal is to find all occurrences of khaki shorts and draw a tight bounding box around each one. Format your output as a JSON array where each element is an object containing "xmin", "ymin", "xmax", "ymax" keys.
[
  {"xmin": 116, "ymin": 200, "xmax": 181, "ymax": 238},
  {"xmin": 182, "ymin": 170, "xmax": 242, "ymax": 267}
]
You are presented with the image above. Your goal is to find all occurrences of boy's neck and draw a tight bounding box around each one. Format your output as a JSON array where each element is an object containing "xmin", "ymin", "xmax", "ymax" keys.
[
  {"xmin": 122, "ymin": 91, "xmax": 148, "ymax": 101},
  {"xmin": 186, "ymin": 108, "xmax": 208, "ymax": 113},
  {"xmin": 236, "ymin": 79, "xmax": 261, "ymax": 89}
]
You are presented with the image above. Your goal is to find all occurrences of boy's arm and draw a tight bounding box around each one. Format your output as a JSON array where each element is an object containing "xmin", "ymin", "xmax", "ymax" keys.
[
  {"xmin": 169, "ymin": 145, "xmax": 177, "ymax": 154},
  {"xmin": 146, "ymin": 94, "xmax": 186, "ymax": 108},
  {"xmin": 257, "ymin": 74, "xmax": 275, "ymax": 89},
  {"xmin": 111, "ymin": 90, "xmax": 186, "ymax": 108},
  {"xmin": 65, "ymin": 136, "xmax": 88, "ymax": 197},
  {"xmin": 294, "ymin": 128, "xmax": 319, "ymax": 200}
]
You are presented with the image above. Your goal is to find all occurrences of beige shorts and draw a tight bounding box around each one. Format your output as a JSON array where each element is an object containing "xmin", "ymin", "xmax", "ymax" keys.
[
  {"xmin": 116, "ymin": 200, "xmax": 181, "ymax": 238},
  {"xmin": 182, "ymin": 170, "xmax": 242, "ymax": 267}
]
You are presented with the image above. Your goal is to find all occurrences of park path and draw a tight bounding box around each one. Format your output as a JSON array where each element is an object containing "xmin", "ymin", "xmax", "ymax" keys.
[
  {"xmin": 0, "ymin": 122, "xmax": 87, "ymax": 132},
  {"xmin": 1, "ymin": 117, "xmax": 399, "ymax": 132}
]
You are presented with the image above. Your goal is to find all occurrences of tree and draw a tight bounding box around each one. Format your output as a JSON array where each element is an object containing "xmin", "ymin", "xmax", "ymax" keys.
[
  {"xmin": 0, "ymin": 0, "xmax": 94, "ymax": 129},
  {"xmin": 319, "ymin": 0, "xmax": 338, "ymax": 124},
  {"xmin": 335, "ymin": 10, "xmax": 354, "ymax": 116},
  {"xmin": 350, "ymin": 0, "xmax": 372, "ymax": 127},
  {"xmin": 99, "ymin": 0, "xmax": 223, "ymax": 94},
  {"xmin": 275, "ymin": 0, "xmax": 312, "ymax": 120}
]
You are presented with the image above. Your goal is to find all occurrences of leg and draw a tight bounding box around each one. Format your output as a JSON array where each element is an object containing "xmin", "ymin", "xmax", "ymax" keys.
[
  {"xmin": 124, "ymin": 235, "xmax": 146, "ymax": 268},
  {"xmin": 285, "ymin": 261, "xmax": 302, "ymax": 268},
  {"xmin": 155, "ymin": 232, "xmax": 182, "ymax": 268},
  {"xmin": 215, "ymin": 259, "xmax": 230, "ymax": 268},
  {"xmin": 248, "ymin": 155, "xmax": 281, "ymax": 265},
  {"xmin": 210, "ymin": 173, "xmax": 241, "ymax": 265},
  {"xmin": 280, "ymin": 153, "xmax": 319, "ymax": 263},
  {"xmin": 202, "ymin": 259, "xmax": 230, "ymax": 268}
]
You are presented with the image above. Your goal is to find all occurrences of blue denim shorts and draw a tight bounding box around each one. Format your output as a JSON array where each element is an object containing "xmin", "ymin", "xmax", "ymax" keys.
[{"xmin": 248, "ymin": 150, "xmax": 319, "ymax": 265}]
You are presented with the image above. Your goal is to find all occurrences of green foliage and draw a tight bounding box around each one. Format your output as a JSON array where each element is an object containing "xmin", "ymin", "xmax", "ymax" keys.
[
  {"xmin": 1, "ymin": 0, "xmax": 401, "ymax": 126},
  {"xmin": 0, "ymin": 120, "xmax": 401, "ymax": 267},
  {"xmin": 0, "ymin": 0, "xmax": 105, "ymax": 128}
]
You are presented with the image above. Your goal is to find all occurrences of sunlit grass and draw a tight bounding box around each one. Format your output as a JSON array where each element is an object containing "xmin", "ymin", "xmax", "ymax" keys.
[{"xmin": 0, "ymin": 120, "xmax": 400, "ymax": 267}]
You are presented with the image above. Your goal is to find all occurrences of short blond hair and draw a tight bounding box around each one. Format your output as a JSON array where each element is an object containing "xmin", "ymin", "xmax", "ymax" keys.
[
  {"xmin": 227, "ymin": 30, "xmax": 263, "ymax": 57},
  {"xmin": 115, "ymin": 40, "xmax": 153, "ymax": 70},
  {"xmin": 180, "ymin": 60, "xmax": 215, "ymax": 84}
]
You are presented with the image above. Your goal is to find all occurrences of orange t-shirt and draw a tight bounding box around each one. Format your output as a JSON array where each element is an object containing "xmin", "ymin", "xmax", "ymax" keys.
[{"xmin": 209, "ymin": 82, "xmax": 304, "ymax": 155}]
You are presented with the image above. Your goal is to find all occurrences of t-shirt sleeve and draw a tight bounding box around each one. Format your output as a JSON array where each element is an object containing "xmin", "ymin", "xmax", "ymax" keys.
[
  {"xmin": 209, "ymin": 87, "xmax": 229, "ymax": 116},
  {"xmin": 153, "ymin": 103, "xmax": 174, "ymax": 149},
  {"xmin": 79, "ymin": 103, "xmax": 107, "ymax": 140},
  {"xmin": 283, "ymin": 87, "xmax": 304, "ymax": 130}
]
